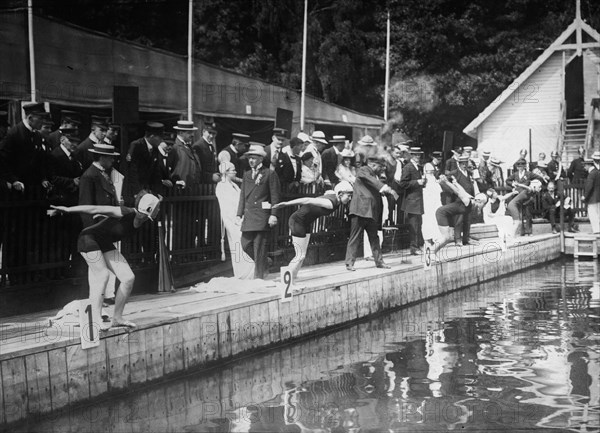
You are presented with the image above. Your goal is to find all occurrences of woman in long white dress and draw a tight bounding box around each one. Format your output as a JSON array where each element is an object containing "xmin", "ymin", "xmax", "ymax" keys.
[
  {"xmin": 215, "ymin": 162, "xmax": 255, "ymax": 279},
  {"xmin": 483, "ymin": 188, "xmax": 518, "ymax": 246},
  {"xmin": 421, "ymin": 162, "xmax": 442, "ymax": 244}
]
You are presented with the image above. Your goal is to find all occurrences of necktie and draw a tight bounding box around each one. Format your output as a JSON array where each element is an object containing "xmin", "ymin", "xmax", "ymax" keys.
[
  {"xmin": 394, "ymin": 161, "xmax": 402, "ymax": 182},
  {"xmin": 252, "ymin": 169, "xmax": 258, "ymax": 180}
]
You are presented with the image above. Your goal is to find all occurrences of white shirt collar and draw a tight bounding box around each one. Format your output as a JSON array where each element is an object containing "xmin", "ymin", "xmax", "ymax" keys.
[
  {"xmin": 92, "ymin": 161, "xmax": 105, "ymax": 172},
  {"xmin": 88, "ymin": 132, "xmax": 100, "ymax": 144},
  {"xmin": 60, "ymin": 144, "xmax": 71, "ymax": 158},
  {"xmin": 22, "ymin": 118, "xmax": 33, "ymax": 132},
  {"xmin": 144, "ymin": 137, "xmax": 153, "ymax": 151},
  {"xmin": 229, "ymin": 144, "xmax": 238, "ymax": 154}
]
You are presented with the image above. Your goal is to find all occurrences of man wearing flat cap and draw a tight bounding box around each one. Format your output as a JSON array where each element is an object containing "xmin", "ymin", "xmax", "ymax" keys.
[
  {"xmin": 76, "ymin": 115, "xmax": 109, "ymax": 170},
  {"xmin": 237, "ymin": 143, "xmax": 281, "ymax": 279},
  {"xmin": 264, "ymin": 127, "xmax": 287, "ymax": 170},
  {"xmin": 47, "ymin": 110, "xmax": 81, "ymax": 150},
  {"xmin": 193, "ymin": 122, "xmax": 221, "ymax": 184},
  {"xmin": 218, "ymin": 132, "xmax": 250, "ymax": 184},
  {"xmin": 125, "ymin": 122, "xmax": 166, "ymax": 203},
  {"xmin": 0, "ymin": 102, "xmax": 50, "ymax": 193},
  {"xmin": 345, "ymin": 154, "xmax": 398, "ymax": 271}
]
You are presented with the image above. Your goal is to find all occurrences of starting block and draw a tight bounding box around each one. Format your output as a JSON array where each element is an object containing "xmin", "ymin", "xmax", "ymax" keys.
[{"xmin": 573, "ymin": 234, "xmax": 598, "ymax": 259}]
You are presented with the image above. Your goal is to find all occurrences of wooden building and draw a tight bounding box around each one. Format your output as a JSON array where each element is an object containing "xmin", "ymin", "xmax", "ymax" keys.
[{"xmin": 463, "ymin": 3, "xmax": 600, "ymax": 170}]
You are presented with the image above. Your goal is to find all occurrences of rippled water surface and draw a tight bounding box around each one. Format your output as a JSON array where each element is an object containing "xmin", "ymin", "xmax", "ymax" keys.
[{"xmin": 13, "ymin": 259, "xmax": 600, "ymax": 432}]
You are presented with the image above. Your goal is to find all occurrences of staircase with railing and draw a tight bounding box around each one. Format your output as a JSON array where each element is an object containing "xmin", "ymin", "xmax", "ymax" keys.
[{"xmin": 561, "ymin": 116, "xmax": 590, "ymax": 165}]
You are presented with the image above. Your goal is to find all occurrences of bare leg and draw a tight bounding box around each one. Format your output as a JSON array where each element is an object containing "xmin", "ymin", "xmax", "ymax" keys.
[
  {"xmin": 289, "ymin": 235, "xmax": 310, "ymax": 281},
  {"xmin": 80, "ymin": 251, "xmax": 110, "ymax": 330},
  {"xmin": 104, "ymin": 249, "xmax": 136, "ymax": 327},
  {"xmin": 433, "ymin": 226, "xmax": 454, "ymax": 255}
]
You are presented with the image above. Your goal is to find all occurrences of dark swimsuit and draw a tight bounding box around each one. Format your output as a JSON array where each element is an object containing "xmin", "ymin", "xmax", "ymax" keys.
[
  {"xmin": 77, "ymin": 206, "xmax": 137, "ymax": 253},
  {"xmin": 288, "ymin": 195, "xmax": 339, "ymax": 238}
]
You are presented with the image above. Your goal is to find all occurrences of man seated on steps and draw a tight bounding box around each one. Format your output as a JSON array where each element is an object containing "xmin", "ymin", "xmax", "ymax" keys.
[{"xmin": 541, "ymin": 181, "xmax": 577, "ymax": 234}]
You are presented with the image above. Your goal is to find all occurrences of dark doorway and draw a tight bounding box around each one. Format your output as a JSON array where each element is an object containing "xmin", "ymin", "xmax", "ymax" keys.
[{"xmin": 565, "ymin": 55, "xmax": 584, "ymax": 118}]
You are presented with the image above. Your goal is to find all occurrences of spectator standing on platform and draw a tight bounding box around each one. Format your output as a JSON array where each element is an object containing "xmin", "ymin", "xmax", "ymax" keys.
[
  {"xmin": 399, "ymin": 147, "xmax": 426, "ymax": 255},
  {"xmin": 47, "ymin": 110, "xmax": 81, "ymax": 150},
  {"xmin": 512, "ymin": 149, "xmax": 528, "ymax": 172},
  {"xmin": 104, "ymin": 122, "xmax": 120, "ymax": 145},
  {"xmin": 447, "ymin": 155, "xmax": 477, "ymax": 245},
  {"xmin": 300, "ymin": 153, "xmax": 319, "ymax": 186},
  {"xmin": 354, "ymin": 135, "xmax": 378, "ymax": 168},
  {"xmin": 274, "ymin": 181, "xmax": 353, "ymax": 280},
  {"xmin": 542, "ymin": 180, "xmax": 575, "ymax": 233},
  {"xmin": 322, "ymin": 135, "xmax": 346, "ymax": 187},
  {"xmin": 422, "ymin": 158, "xmax": 443, "ymax": 245},
  {"xmin": 218, "ymin": 133, "xmax": 250, "ymax": 184},
  {"xmin": 264, "ymin": 127, "xmax": 287, "ymax": 170},
  {"xmin": 76, "ymin": 116, "xmax": 108, "ymax": 170},
  {"xmin": 215, "ymin": 162, "xmax": 255, "ymax": 279},
  {"xmin": 335, "ymin": 148, "xmax": 357, "ymax": 185},
  {"xmin": 430, "ymin": 151, "xmax": 443, "ymax": 178},
  {"xmin": 193, "ymin": 122, "xmax": 221, "ymax": 184},
  {"xmin": 477, "ymin": 150, "xmax": 493, "ymax": 191},
  {"xmin": 547, "ymin": 150, "xmax": 566, "ymax": 183},
  {"xmin": 124, "ymin": 122, "xmax": 165, "ymax": 202},
  {"xmin": 489, "ymin": 156, "xmax": 504, "ymax": 188},
  {"xmin": 507, "ymin": 177, "xmax": 543, "ymax": 238},
  {"xmin": 444, "ymin": 146, "xmax": 463, "ymax": 174},
  {"xmin": 168, "ymin": 120, "xmax": 202, "ymax": 189},
  {"xmin": 344, "ymin": 155, "xmax": 398, "ymax": 271},
  {"xmin": 584, "ymin": 151, "xmax": 600, "ymax": 234},
  {"xmin": 155, "ymin": 135, "xmax": 175, "ymax": 195},
  {"xmin": 307, "ymin": 131, "xmax": 328, "ymax": 178},
  {"xmin": 236, "ymin": 143, "xmax": 281, "ymax": 280},
  {"xmin": 568, "ymin": 146, "xmax": 588, "ymax": 185},
  {"xmin": 275, "ymin": 136, "xmax": 305, "ymax": 192},
  {"xmin": 49, "ymin": 191, "xmax": 161, "ymax": 330}
]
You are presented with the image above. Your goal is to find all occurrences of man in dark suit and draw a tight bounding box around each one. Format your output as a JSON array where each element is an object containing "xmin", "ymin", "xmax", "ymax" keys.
[
  {"xmin": 506, "ymin": 158, "xmax": 539, "ymax": 236},
  {"xmin": 124, "ymin": 122, "xmax": 164, "ymax": 204},
  {"xmin": 345, "ymin": 155, "xmax": 398, "ymax": 271},
  {"xmin": 76, "ymin": 116, "xmax": 108, "ymax": 170},
  {"xmin": 399, "ymin": 147, "xmax": 426, "ymax": 255},
  {"xmin": 321, "ymin": 135, "xmax": 345, "ymax": 187},
  {"xmin": 568, "ymin": 146, "xmax": 588, "ymax": 185},
  {"xmin": 275, "ymin": 137, "xmax": 305, "ymax": 191},
  {"xmin": 47, "ymin": 110, "xmax": 81, "ymax": 150},
  {"xmin": 218, "ymin": 133, "xmax": 250, "ymax": 184},
  {"xmin": 236, "ymin": 143, "xmax": 281, "ymax": 279},
  {"xmin": 78, "ymin": 143, "xmax": 120, "ymax": 228},
  {"xmin": 193, "ymin": 122, "xmax": 221, "ymax": 184},
  {"xmin": 264, "ymin": 128, "xmax": 286, "ymax": 170},
  {"xmin": 448, "ymin": 155, "xmax": 476, "ymax": 244},
  {"xmin": 444, "ymin": 146, "xmax": 463, "ymax": 175},
  {"xmin": 547, "ymin": 150, "xmax": 566, "ymax": 182}
]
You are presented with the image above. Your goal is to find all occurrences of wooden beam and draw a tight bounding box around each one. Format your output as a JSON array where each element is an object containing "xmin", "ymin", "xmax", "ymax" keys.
[{"xmin": 556, "ymin": 43, "xmax": 600, "ymax": 50}]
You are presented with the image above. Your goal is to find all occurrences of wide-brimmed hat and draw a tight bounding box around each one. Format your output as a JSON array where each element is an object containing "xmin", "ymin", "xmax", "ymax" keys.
[
  {"xmin": 489, "ymin": 156, "xmax": 503, "ymax": 166},
  {"xmin": 137, "ymin": 193, "xmax": 161, "ymax": 221},
  {"xmin": 358, "ymin": 135, "xmax": 376, "ymax": 146},
  {"xmin": 245, "ymin": 142, "xmax": 267, "ymax": 158},
  {"xmin": 297, "ymin": 132, "xmax": 311, "ymax": 143},
  {"xmin": 341, "ymin": 149, "xmax": 355, "ymax": 158},
  {"xmin": 88, "ymin": 143, "xmax": 120, "ymax": 156},
  {"xmin": 173, "ymin": 120, "xmax": 198, "ymax": 131},
  {"xmin": 592, "ymin": 151, "xmax": 600, "ymax": 160},
  {"xmin": 394, "ymin": 143, "xmax": 409, "ymax": 152},
  {"xmin": 482, "ymin": 150, "xmax": 491, "ymax": 157},
  {"xmin": 311, "ymin": 131, "xmax": 327, "ymax": 145}
]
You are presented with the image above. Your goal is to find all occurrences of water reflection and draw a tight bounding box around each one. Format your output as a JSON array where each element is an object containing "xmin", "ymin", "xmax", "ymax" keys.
[{"xmin": 12, "ymin": 259, "xmax": 600, "ymax": 432}]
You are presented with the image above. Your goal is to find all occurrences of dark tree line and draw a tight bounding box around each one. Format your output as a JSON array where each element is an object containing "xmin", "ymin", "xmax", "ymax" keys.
[{"xmin": 24, "ymin": 0, "xmax": 600, "ymax": 147}]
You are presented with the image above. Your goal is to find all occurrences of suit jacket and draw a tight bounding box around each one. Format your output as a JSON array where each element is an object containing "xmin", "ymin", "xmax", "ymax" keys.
[
  {"xmin": 275, "ymin": 151, "xmax": 302, "ymax": 184},
  {"xmin": 0, "ymin": 121, "xmax": 47, "ymax": 185},
  {"xmin": 584, "ymin": 167, "xmax": 600, "ymax": 204},
  {"xmin": 168, "ymin": 139, "xmax": 202, "ymax": 187},
  {"xmin": 321, "ymin": 147, "xmax": 341, "ymax": 184},
  {"xmin": 237, "ymin": 166, "xmax": 281, "ymax": 232},
  {"xmin": 398, "ymin": 162, "xmax": 424, "ymax": 215},
  {"xmin": 547, "ymin": 159, "xmax": 566, "ymax": 181},
  {"xmin": 78, "ymin": 163, "xmax": 118, "ymax": 227},
  {"xmin": 126, "ymin": 137, "xmax": 162, "ymax": 196},
  {"xmin": 450, "ymin": 168, "xmax": 475, "ymax": 196},
  {"xmin": 74, "ymin": 135, "xmax": 99, "ymax": 170},
  {"xmin": 47, "ymin": 130, "xmax": 63, "ymax": 150},
  {"xmin": 506, "ymin": 170, "xmax": 534, "ymax": 190},
  {"xmin": 568, "ymin": 157, "xmax": 588, "ymax": 184},
  {"xmin": 193, "ymin": 137, "xmax": 218, "ymax": 183},
  {"xmin": 444, "ymin": 157, "xmax": 459, "ymax": 174},
  {"xmin": 48, "ymin": 146, "xmax": 84, "ymax": 206},
  {"xmin": 349, "ymin": 165, "xmax": 384, "ymax": 222}
]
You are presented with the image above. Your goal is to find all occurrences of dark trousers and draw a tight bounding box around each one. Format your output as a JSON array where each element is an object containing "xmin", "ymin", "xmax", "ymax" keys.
[
  {"xmin": 241, "ymin": 230, "xmax": 269, "ymax": 279},
  {"xmin": 547, "ymin": 207, "xmax": 574, "ymax": 230},
  {"xmin": 453, "ymin": 203, "xmax": 472, "ymax": 244},
  {"xmin": 406, "ymin": 213, "xmax": 423, "ymax": 248},
  {"xmin": 345, "ymin": 216, "xmax": 383, "ymax": 267}
]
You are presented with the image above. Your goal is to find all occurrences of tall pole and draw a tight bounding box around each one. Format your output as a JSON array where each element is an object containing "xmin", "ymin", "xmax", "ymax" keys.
[
  {"xmin": 384, "ymin": 10, "xmax": 391, "ymax": 122},
  {"xmin": 300, "ymin": 0, "xmax": 308, "ymax": 131},
  {"xmin": 187, "ymin": 0, "xmax": 193, "ymax": 120},
  {"xmin": 28, "ymin": 0, "xmax": 37, "ymax": 102}
]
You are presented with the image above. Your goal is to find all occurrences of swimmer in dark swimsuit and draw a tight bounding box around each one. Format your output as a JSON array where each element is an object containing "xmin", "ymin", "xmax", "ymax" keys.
[{"xmin": 49, "ymin": 191, "xmax": 160, "ymax": 330}]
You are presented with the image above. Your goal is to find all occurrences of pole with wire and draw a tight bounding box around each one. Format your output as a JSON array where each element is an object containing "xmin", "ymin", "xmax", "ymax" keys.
[
  {"xmin": 300, "ymin": 0, "xmax": 308, "ymax": 131},
  {"xmin": 187, "ymin": 0, "xmax": 193, "ymax": 121}
]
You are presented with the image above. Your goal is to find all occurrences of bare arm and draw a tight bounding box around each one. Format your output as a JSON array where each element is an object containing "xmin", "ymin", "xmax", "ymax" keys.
[
  {"xmin": 49, "ymin": 204, "xmax": 124, "ymax": 218},
  {"xmin": 273, "ymin": 197, "xmax": 334, "ymax": 210}
]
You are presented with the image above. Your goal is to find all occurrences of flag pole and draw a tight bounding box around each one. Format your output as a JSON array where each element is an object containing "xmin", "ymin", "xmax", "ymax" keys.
[
  {"xmin": 300, "ymin": 0, "xmax": 308, "ymax": 131},
  {"xmin": 28, "ymin": 0, "xmax": 37, "ymax": 102},
  {"xmin": 384, "ymin": 10, "xmax": 391, "ymax": 122},
  {"xmin": 187, "ymin": 0, "xmax": 193, "ymax": 120}
]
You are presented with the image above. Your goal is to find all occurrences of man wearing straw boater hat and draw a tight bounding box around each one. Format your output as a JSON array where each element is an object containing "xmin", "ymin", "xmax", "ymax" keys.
[
  {"xmin": 236, "ymin": 142, "xmax": 281, "ymax": 280},
  {"xmin": 584, "ymin": 151, "xmax": 600, "ymax": 234},
  {"xmin": 76, "ymin": 115, "xmax": 109, "ymax": 170},
  {"xmin": 168, "ymin": 120, "xmax": 202, "ymax": 189}
]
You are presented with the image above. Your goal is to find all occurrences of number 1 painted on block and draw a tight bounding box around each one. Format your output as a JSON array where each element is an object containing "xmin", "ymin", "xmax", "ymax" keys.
[
  {"xmin": 281, "ymin": 266, "xmax": 293, "ymax": 303},
  {"xmin": 79, "ymin": 299, "xmax": 100, "ymax": 349}
]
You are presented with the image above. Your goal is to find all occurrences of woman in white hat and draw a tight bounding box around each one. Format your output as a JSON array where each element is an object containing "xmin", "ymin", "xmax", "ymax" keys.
[
  {"xmin": 335, "ymin": 148, "xmax": 357, "ymax": 184},
  {"xmin": 273, "ymin": 181, "xmax": 353, "ymax": 280},
  {"xmin": 215, "ymin": 162, "xmax": 255, "ymax": 279},
  {"xmin": 48, "ymin": 190, "xmax": 161, "ymax": 330}
]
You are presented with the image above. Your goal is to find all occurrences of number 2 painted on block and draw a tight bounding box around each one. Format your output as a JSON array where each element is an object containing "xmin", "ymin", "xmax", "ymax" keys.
[{"xmin": 281, "ymin": 267, "xmax": 293, "ymax": 303}]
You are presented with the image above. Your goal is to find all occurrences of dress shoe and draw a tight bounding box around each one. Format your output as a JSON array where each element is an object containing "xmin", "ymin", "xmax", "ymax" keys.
[
  {"xmin": 376, "ymin": 263, "xmax": 391, "ymax": 269},
  {"xmin": 346, "ymin": 265, "xmax": 356, "ymax": 272},
  {"xmin": 552, "ymin": 229, "xmax": 558, "ymax": 234}
]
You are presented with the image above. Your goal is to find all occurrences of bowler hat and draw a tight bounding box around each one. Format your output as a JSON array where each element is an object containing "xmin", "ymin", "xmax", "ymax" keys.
[
  {"xmin": 88, "ymin": 143, "xmax": 120, "ymax": 156},
  {"xmin": 367, "ymin": 154, "xmax": 386, "ymax": 164},
  {"xmin": 173, "ymin": 120, "xmax": 198, "ymax": 131}
]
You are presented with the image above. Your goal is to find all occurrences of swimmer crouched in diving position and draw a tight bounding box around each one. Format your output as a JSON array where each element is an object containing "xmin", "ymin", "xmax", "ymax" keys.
[
  {"xmin": 432, "ymin": 175, "xmax": 488, "ymax": 254},
  {"xmin": 48, "ymin": 191, "xmax": 161, "ymax": 330},
  {"xmin": 273, "ymin": 181, "xmax": 354, "ymax": 280}
]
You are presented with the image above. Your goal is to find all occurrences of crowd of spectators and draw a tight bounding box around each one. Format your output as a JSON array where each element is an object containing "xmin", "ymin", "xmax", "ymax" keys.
[{"xmin": 2, "ymin": 103, "xmax": 600, "ymax": 287}]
